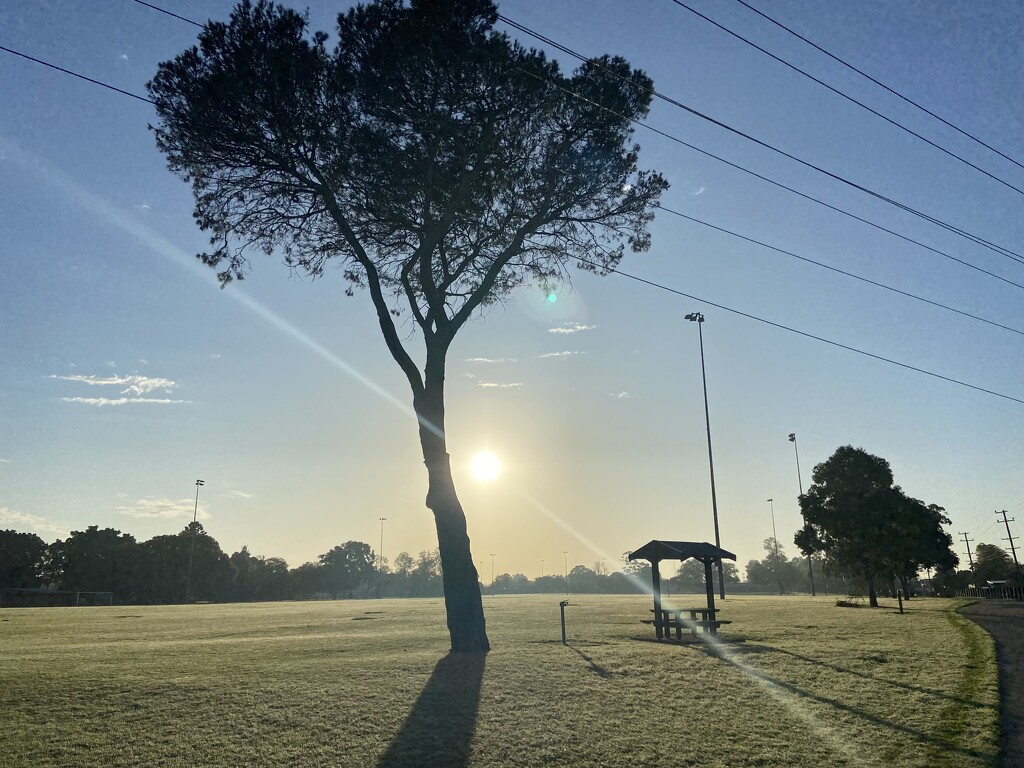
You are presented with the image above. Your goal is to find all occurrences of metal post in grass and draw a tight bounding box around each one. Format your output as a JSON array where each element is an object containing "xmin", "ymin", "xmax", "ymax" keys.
[
  {"xmin": 184, "ymin": 479, "xmax": 204, "ymax": 603},
  {"xmin": 897, "ymin": 589, "xmax": 904, "ymax": 614},
  {"xmin": 560, "ymin": 600, "xmax": 569, "ymax": 644}
]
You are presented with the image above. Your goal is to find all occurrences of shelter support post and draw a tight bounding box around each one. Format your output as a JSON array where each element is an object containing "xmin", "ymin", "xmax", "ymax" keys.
[{"xmin": 651, "ymin": 560, "xmax": 663, "ymax": 639}]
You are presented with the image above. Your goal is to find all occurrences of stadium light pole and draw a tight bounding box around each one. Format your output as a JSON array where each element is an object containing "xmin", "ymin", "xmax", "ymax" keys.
[
  {"xmin": 540, "ymin": 559, "xmax": 545, "ymax": 578},
  {"xmin": 377, "ymin": 517, "xmax": 386, "ymax": 598},
  {"xmin": 768, "ymin": 498, "xmax": 783, "ymax": 595},
  {"xmin": 789, "ymin": 433, "xmax": 816, "ymax": 596},
  {"xmin": 184, "ymin": 479, "xmax": 204, "ymax": 603},
  {"xmin": 685, "ymin": 311, "xmax": 725, "ymax": 599},
  {"xmin": 490, "ymin": 553, "xmax": 495, "ymax": 587},
  {"xmin": 563, "ymin": 551, "xmax": 569, "ymax": 595}
]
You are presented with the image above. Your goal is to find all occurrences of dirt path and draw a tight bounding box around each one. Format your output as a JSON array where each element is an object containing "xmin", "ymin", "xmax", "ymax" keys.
[{"xmin": 961, "ymin": 600, "xmax": 1024, "ymax": 767}]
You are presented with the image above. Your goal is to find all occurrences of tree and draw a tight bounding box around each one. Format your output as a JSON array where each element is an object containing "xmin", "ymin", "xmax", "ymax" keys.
[
  {"xmin": 796, "ymin": 446, "xmax": 955, "ymax": 607},
  {"xmin": 673, "ymin": 558, "xmax": 738, "ymax": 592},
  {"xmin": 974, "ymin": 543, "xmax": 1015, "ymax": 585},
  {"xmin": 49, "ymin": 526, "xmax": 142, "ymax": 601},
  {"xmin": 319, "ymin": 541, "xmax": 376, "ymax": 598},
  {"xmin": 0, "ymin": 530, "xmax": 48, "ymax": 589},
  {"xmin": 148, "ymin": 0, "xmax": 667, "ymax": 652}
]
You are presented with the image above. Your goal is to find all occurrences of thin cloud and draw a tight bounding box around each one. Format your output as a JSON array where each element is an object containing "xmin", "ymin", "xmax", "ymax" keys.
[
  {"xmin": 692, "ymin": 186, "xmax": 706, "ymax": 196},
  {"xmin": 478, "ymin": 381, "xmax": 524, "ymax": 389},
  {"xmin": 611, "ymin": 391, "xmax": 631, "ymax": 399},
  {"xmin": 220, "ymin": 490, "xmax": 254, "ymax": 500},
  {"xmin": 116, "ymin": 498, "xmax": 209, "ymax": 520},
  {"xmin": 539, "ymin": 351, "xmax": 582, "ymax": 358},
  {"xmin": 0, "ymin": 458, "xmax": 10, "ymax": 463},
  {"xmin": 548, "ymin": 323, "xmax": 595, "ymax": 335},
  {"xmin": 465, "ymin": 357, "xmax": 517, "ymax": 364},
  {"xmin": 61, "ymin": 397, "xmax": 186, "ymax": 407},
  {"xmin": 52, "ymin": 373, "xmax": 177, "ymax": 396},
  {"xmin": 0, "ymin": 507, "xmax": 68, "ymax": 536}
]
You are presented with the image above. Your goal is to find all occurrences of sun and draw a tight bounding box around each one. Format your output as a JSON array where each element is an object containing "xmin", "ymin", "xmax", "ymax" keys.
[{"xmin": 469, "ymin": 451, "xmax": 501, "ymax": 482}]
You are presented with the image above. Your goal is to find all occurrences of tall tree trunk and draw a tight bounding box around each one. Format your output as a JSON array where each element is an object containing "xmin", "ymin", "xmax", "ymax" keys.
[
  {"xmin": 866, "ymin": 572, "xmax": 879, "ymax": 608},
  {"xmin": 415, "ymin": 358, "xmax": 490, "ymax": 653}
]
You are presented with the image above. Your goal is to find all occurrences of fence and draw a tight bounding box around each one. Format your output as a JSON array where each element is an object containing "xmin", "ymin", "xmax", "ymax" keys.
[{"xmin": 954, "ymin": 585, "xmax": 1024, "ymax": 600}]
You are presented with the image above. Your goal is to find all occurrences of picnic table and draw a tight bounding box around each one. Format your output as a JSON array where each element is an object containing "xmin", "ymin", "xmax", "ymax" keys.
[{"xmin": 650, "ymin": 607, "xmax": 731, "ymax": 639}]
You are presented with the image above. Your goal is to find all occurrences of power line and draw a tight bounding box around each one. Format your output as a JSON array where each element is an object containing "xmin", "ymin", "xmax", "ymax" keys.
[
  {"xmin": 667, "ymin": 0, "xmax": 1024, "ymax": 198},
  {"xmin": 733, "ymin": 0, "xmax": 1024, "ymax": 174},
  {"xmin": 132, "ymin": 0, "xmax": 203, "ymax": 29},
  {"xmin": 518, "ymin": 60, "xmax": 1024, "ymax": 294},
  {"xmin": 23, "ymin": 0, "xmax": 1020, "ymax": 406},
  {"xmin": 0, "ymin": 44, "xmax": 154, "ymax": 104},
  {"xmin": 497, "ymin": 13, "xmax": 1024, "ymax": 267},
  {"xmin": 576, "ymin": 256, "xmax": 1024, "ymax": 406},
  {"xmin": 125, "ymin": 0, "xmax": 1024, "ymax": 283},
  {"xmin": 657, "ymin": 203, "xmax": 1024, "ymax": 337}
]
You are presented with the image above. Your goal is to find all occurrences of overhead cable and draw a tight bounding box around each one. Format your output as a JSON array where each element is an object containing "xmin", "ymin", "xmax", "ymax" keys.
[
  {"xmin": 497, "ymin": 13, "xmax": 1024, "ymax": 267},
  {"xmin": 667, "ymin": 0, "xmax": 1024, "ymax": 197},
  {"xmin": 733, "ymin": 0, "xmax": 1024, "ymax": 173}
]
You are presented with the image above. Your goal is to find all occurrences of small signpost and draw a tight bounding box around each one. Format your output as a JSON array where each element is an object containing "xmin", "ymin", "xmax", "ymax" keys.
[{"xmin": 559, "ymin": 600, "xmax": 569, "ymax": 644}]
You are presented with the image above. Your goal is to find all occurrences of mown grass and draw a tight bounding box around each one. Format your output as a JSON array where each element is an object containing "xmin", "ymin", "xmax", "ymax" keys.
[{"xmin": 0, "ymin": 595, "xmax": 998, "ymax": 767}]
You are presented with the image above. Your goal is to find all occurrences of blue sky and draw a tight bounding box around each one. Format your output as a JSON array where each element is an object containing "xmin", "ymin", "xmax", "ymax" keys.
[{"xmin": 1, "ymin": 0, "xmax": 1021, "ymax": 578}]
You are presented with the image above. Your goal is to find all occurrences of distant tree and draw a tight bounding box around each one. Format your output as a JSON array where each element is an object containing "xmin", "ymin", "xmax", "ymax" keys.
[
  {"xmin": 148, "ymin": 0, "xmax": 667, "ymax": 652},
  {"xmin": 796, "ymin": 446, "xmax": 954, "ymax": 606},
  {"xmin": 0, "ymin": 530, "xmax": 48, "ymax": 589},
  {"xmin": 319, "ymin": 541, "xmax": 376, "ymax": 599},
  {"xmin": 673, "ymin": 559, "xmax": 739, "ymax": 593},
  {"xmin": 49, "ymin": 526, "xmax": 142, "ymax": 602},
  {"xmin": 140, "ymin": 523, "xmax": 234, "ymax": 603},
  {"xmin": 974, "ymin": 543, "xmax": 1015, "ymax": 585},
  {"xmin": 230, "ymin": 547, "xmax": 291, "ymax": 601},
  {"xmin": 289, "ymin": 561, "xmax": 326, "ymax": 599},
  {"xmin": 409, "ymin": 550, "xmax": 443, "ymax": 597}
]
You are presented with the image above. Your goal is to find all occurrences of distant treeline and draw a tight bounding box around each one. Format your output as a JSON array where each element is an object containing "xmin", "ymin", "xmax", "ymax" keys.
[{"xmin": 1, "ymin": 525, "xmax": 955, "ymax": 606}]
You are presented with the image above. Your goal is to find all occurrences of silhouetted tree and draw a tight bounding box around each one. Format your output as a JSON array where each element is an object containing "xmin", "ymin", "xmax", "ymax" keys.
[
  {"xmin": 48, "ymin": 526, "xmax": 143, "ymax": 602},
  {"xmin": 673, "ymin": 558, "xmax": 739, "ymax": 592},
  {"xmin": 230, "ymin": 547, "xmax": 291, "ymax": 601},
  {"xmin": 319, "ymin": 541, "xmax": 376, "ymax": 598},
  {"xmin": 797, "ymin": 446, "xmax": 954, "ymax": 606},
  {"xmin": 0, "ymin": 530, "xmax": 47, "ymax": 589},
  {"xmin": 148, "ymin": 0, "xmax": 667, "ymax": 651},
  {"xmin": 796, "ymin": 446, "xmax": 900, "ymax": 607},
  {"xmin": 974, "ymin": 543, "xmax": 1015, "ymax": 585}
]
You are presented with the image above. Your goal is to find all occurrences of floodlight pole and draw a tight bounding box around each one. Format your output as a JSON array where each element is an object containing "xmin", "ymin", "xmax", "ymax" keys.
[
  {"xmin": 789, "ymin": 433, "xmax": 816, "ymax": 596},
  {"xmin": 685, "ymin": 312, "xmax": 725, "ymax": 599},
  {"xmin": 563, "ymin": 551, "xmax": 569, "ymax": 595},
  {"xmin": 490, "ymin": 553, "xmax": 496, "ymax": 588},
  {"xmin": 377, "ymin": 517, "xmax": 386, "ymax": 598},
  {"xmin": 184, "ymin": 479, "xmax": 204, "ymax": 603},
  {"xmin": 768, "ymin": 498, "xmax": 783, "ymax": 595}
]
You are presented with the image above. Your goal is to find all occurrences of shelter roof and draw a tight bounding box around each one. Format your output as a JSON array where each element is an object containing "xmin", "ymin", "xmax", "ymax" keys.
[{"xmin": 627, "ymin": 540, "xmax": 736, "ymax": 563}]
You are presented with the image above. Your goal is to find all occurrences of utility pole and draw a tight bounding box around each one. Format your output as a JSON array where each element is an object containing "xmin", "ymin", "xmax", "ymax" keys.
[
  {"xmin": 960, "ymin": 532, "xmax": 976, "ymax": 594},
  {"xmin": 788, "ymin": 433, "xmax": 815, "ymax": 596},
  {"xmin": 997, "ymin": 510, "xmax": 1023, "ymax": 595}
]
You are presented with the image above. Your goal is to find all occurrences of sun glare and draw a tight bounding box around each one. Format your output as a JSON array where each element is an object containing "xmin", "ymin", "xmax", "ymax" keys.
[{"xmin": 469, "ymin": 451, "xmax": 501, "ymax": 482}]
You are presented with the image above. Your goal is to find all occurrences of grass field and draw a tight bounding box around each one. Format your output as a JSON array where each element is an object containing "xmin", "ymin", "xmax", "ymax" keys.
[{"xmin": 0, "ymin": 595, "xmax": 998, "ymax": 767}]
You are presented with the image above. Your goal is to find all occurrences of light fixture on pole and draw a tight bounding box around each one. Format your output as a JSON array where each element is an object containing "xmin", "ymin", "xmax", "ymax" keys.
[
  {"xmin": 377, "ymin": 517, "xmax": 386, "ymax": 598},
  {"xmin": 768, "ymin": 498, "xmax": 783, "ymax": 596},
  {"xmin": 185, "ymin": 479, "xmax": 204, "ymax": 603},
  {"xmin": 685, "ymin": 311, "xmax": 725, "ymax": 599},
  {"xmin": 789, "ymin": 433, "xmax": 816, "ymax": 596}
]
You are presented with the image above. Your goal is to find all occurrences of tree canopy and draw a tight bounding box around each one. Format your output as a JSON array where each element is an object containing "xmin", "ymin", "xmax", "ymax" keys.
[
  {"xmin": 796, "ymin": 445, "xmax": 957, "ymax": 606},
  {"xmin": 148, "ymin": 0, "xmax": 667, "ymax": 651}
]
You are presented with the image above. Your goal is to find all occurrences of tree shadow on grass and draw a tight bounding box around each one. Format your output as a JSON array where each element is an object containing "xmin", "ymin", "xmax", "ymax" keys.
[
  {"xmin": 377, "ymin": 653, "xmax": 486, "ymax": 768},
  {"xmin": 699, "ymin": 643, "xmax": 992, "ymax": 761},
  {"xmin": 732, "ymin": 643, "xmax": 989, "ymax": 709}
]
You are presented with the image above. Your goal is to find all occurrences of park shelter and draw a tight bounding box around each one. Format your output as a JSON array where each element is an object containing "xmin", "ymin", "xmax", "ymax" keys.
[{"xmin": 628, "ymin": 540, "xmax": 737, "ymax": 638}]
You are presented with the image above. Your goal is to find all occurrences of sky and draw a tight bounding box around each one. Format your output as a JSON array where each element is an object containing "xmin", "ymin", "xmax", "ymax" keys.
[{"xmin": 1, "ymin": 0, "xmax": 1022, "ymax": 581}]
